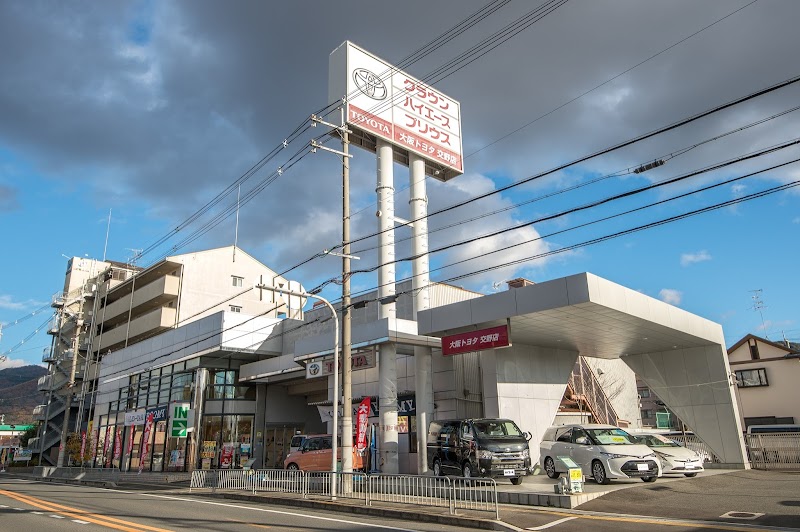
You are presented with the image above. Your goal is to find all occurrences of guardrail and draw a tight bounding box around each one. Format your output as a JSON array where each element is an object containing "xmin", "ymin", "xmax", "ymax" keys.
[
  {"xmin": 190, "ymin": 469, "xmax": 498, "ymax": 518},
  {"xmin": 746, "ymin": 433, "xmax": 800, "ymax": 470}
]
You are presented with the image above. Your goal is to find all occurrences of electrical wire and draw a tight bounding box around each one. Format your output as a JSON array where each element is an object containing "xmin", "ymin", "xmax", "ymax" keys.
[{"xmin": 352, "ymin": 103, "xmax": 800, "ymax": 256}]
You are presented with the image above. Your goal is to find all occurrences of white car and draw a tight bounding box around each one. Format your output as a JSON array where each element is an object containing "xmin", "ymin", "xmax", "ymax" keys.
[
  {"xmin": 540, "ymin": 424, "xmax": 661, "ymax": 484},
  {"xmin": 632, "ymin": 432, "xmax": 704, "ymax": 477}
]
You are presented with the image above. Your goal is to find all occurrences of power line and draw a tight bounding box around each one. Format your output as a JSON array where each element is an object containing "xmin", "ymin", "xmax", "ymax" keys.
[
  {"xmin": 330, "ymin": 72, "xmax": 800, "ymax": 253},
  {"xmin": 352, "ymin": 103, "xmax": 800, "ymax": 256}
]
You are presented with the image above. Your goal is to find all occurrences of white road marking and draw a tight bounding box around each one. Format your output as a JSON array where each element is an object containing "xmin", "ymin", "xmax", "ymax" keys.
[
  {"xmin": 50, "ymin": 514, "xmax": 65, "ymax": 519},
  {"xmin": 32, "ymin": 511, "xmax": 43, "ymax": 515},
  {"xmin": 131, "ymin": 491, "xmax": 424, "ymax": 532},
  {"xmin": 72, "ymin": 519, "xmax": 89, "ymax": 524},
  {"xmin": 12, "ymin": 507, "xmax": 25, "ymax": 510},
  {"xmin": 720, "ymin": 511, "xmax": 765, "ymax": 520},
  {"xmin": 527, "ymin": 516, "xmax": 578, "ymax": 530},
  {"xmin": 0, "ymin": 504, "xmax": 7, "ymax": 507}
]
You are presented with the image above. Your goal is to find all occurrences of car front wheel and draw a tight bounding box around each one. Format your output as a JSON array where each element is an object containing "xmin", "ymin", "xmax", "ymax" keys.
[
  {"xmin": 684, "ymin": 472, "xmax": 698, "ymax": 477},
  {"xmin": 642, "ymin": 476, "xmax": 657, "ymax": 482},
  {"xmin": 433, "ymin": 459, "xmax": 442, "ymax": 477},
  {"xmin": 592, "ymin": 460, "xmax": 610, "ymax": 485},
  {"xmin": 510, "ymin": 476, "xmax": 523, "ymax": 485},
  {"xmin": 286, "ymin": 463, "xmax": 299, "ymax": 471},
  {"xmin": 544, "ymin": 457, "xmax": 560, "ymax": 479}
]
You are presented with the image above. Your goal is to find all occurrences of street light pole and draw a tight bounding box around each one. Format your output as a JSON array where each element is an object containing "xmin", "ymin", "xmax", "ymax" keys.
[{"xmin": 255, "ymin": 283, "xmax": 339, "ymax": 497}]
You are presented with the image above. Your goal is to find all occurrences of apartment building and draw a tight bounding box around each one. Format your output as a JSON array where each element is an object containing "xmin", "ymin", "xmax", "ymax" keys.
[{"xmin": 34, "ymin": 246, "xmax": 300, "ymax": 467}]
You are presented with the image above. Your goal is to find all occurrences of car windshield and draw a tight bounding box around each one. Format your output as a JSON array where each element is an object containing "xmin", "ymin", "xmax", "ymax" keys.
[
  {"xmin": 636, "ymin": 434, "xmax": 680, "ymax": 447},
  {"xmin": 473, "ymin": 420, "xmax": 523, "ymax": 437},
  {"xmin": 586, "ymin": 428, "xmax": 636, "ymax": 445}
]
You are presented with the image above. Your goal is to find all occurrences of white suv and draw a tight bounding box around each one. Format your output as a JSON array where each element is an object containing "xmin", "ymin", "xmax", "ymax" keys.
[{"xmin": 540, "ymin": 424, "xmax": 660, "ymax": 484}]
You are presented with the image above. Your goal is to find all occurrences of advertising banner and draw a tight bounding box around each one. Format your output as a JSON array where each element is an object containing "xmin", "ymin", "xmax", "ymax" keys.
[
  {"xmin": 13, "ymin": 449, "xmax": 32, "ymax": 462},
  {"xmin": 441, "ymin": 324, "xmax": 510, "ymax": 356},
  {"xmin": 138, "ymin": 411, "xmax": 155, "ymax": 474},
  {"xmin": 220, "ymin": 443, "xmax": 234, "ymax": 469},
  {"xmin": 126, "ymin": 427, "xmax": 135, "ymax": 466},
  {"xmin": 79, "ymin": 431, "xmax": 86, "ymax": 463},
  {"xmin": 103, "ymin": 426, "xmax": 112, "ymax": 466},
  {"xmin": 146, "ymin": 406, "xmax": 167, "ymax": 423},
  {"xmin": 356, "ymin": 396, "xmax": 371, "ymax": 452},
  {"xmin": 90, "ymin": 430, "xmax": 98, "ymax": 462},
  {"xmin": 114, "ymin": 428, "xmax": 122, "ymax": 460}
]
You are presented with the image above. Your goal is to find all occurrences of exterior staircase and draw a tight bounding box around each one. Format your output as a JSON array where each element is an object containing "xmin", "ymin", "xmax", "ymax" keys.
[{"xmin": 561, "ymin": 356, "xmax": 625, "ymax": 427}]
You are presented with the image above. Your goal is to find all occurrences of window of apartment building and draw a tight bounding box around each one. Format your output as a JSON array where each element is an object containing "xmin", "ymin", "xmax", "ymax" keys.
[
  {"xmin": 230, "ymin": 305, "xmax": 242, "ymax": 313},
  {"xmin": 639, "ymin": 389, "xmax": 651, "ymax": 398},
  {"xmin": 231, "ymin": 276, "xmax": 244, "ymax": 287},
  {"xmin": 641, "ymin": 409, "xmax": 654, "ymax": 419},
  {"xmin": 735, "ymin": 368, "xmax": 768, "ymax": 388}
]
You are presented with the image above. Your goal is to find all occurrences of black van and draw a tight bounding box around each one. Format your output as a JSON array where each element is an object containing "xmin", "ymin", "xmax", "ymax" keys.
[{"xmin": 427, "ymin": 418, "xmax": 532, "ymax": 484}]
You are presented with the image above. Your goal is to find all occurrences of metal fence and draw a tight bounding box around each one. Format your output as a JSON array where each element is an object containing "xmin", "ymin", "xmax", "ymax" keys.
[
  {"xmin": 190, "ymin": 469, "xmax": 498, "ymax": 519},
  {"xmin": 746, "ymin": 433, "xmax": 800, "ymax": 470}
]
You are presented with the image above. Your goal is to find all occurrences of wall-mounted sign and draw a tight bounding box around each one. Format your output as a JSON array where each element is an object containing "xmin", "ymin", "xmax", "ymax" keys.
[
  {"xmin": 146, "ymin": 406, "xmax": 167, "ymax": 423},
  {"xmin": 306, "ymin": 350, "xmax": 376, "ymax": 379},
  {"xmin": 170, "ymin": 403, "xmax": 194, "ymax": 438},
  {"xmin": 329, "ymin": 41, "xmax": 463, "ymax": 181},
  {"xmin": 442, "ymin": 324, "xmax": 511, "ymax": 356},
  {"xmin": 124, "ymin": 410, "xmax": 146, "ymax": 426}
]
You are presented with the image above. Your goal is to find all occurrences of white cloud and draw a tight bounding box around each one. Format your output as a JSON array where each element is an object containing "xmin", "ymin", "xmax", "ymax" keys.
[
  {"xmin": 0, "ymin": 357, "xmax": 28, "ymax": 370},
  {"xmin": 793, "ymin": 217, "xmax": 800, "ymax": 224},
  {"xmin": 680, "ymin": 250, "xmax": 712, "ymax": 267},
  {"xmin": 659, "ymin": 288, "xmax": 682, "ymax": 306},
  {"xmin": 731, "ymin": 184, "xmax": 746, "ymax": 195}
]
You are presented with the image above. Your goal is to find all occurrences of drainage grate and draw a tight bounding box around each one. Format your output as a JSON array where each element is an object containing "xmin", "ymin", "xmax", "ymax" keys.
[{"xmin": 720, "ymin": 511, "xmax": 765, "ymax": 520}]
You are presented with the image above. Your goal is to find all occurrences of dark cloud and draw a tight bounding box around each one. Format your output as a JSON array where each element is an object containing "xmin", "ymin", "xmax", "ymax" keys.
[{"xmin": 0, "ymin": 0, "xmax": 798, "ymax": 292}]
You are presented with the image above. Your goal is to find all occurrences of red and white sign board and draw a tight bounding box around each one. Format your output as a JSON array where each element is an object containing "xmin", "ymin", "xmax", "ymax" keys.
[
  {"xmin": 442, "ymin": 324, "xmax": 511, "ymax": 356},
  {"xmin": 329, "ymin": 41, "xmax": 463, "ymax": 180}
]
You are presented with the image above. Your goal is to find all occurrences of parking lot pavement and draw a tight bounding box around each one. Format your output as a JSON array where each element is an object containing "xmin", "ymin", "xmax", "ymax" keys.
[{"xmin": 572, "ymin": 469, "xmax": 800, "ymax": 529}]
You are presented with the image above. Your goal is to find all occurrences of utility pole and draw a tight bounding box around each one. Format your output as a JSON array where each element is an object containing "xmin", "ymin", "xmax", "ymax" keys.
[
  {"xmin": 749, "ymin": 289, "xmax": 768, "ymax": 339},
  {"xmin": 340, "ymin": 105, "xmax": 353, "ymax": 477},
  {"xmin": 310, "ymin": 110, "xmax": 354, "ymax": 478}
]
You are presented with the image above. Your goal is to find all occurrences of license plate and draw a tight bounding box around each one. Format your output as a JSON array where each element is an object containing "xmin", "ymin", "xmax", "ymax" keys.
[
  {"xmin": 503, "ymin": 469, "xmax": 515, "ymax": 476},
  {"xmin": 686, "ymin": 464, "xmax": 695, "ymax": 469},
  {"xmin": 637, "ymin": 463, "xmax": 648, "ymax": 471}
]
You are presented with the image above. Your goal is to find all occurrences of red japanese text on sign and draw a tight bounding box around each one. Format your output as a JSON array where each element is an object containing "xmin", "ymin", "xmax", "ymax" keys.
[{"xmin": 441, "ymin": 325, "xmax": 510, "ymax": 356}]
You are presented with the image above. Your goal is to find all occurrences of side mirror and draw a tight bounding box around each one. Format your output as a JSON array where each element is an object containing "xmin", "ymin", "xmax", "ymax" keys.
[
  {"xmin": 575, "ymin": 436, "xmax": 589, "ymax": 445},
  {"xmin": 524, "ymin": 432, "xmax": 532, "ymax": 442}
]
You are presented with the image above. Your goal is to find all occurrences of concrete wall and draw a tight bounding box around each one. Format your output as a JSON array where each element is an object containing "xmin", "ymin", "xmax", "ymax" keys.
[
  {"xmin": 170, "ymin": 246, "xmax": 300, "ymax": 322},
  {"xmin": 480, "ymin": 344, "xmax": 578, "ymax": 467},
  {"xmin": 623, "ymin": 345, "xmax": 748, "ymax": 465},
  {"xmin": 583, "ymin": 357, "xmax": 641, "ymax": 429}
]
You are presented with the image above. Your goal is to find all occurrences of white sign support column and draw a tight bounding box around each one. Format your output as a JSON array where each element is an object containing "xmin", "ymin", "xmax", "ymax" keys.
[
  {"xmin": 377, "ymin": 139, "xmax": 398, "ymax": 474},
  {"xmin": 410, "ymin": 152, "xmax": 433, "ymax": 474}
]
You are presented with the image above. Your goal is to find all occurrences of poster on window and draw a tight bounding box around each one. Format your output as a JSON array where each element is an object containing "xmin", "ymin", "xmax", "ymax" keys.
[
  {"xmin": 220, "ymin": 443, "xmax": 235, "ymax": 469},
  {"xmin": 356, "ymin": 396, "xmax": 371, "ymax": 452},
  {"xmin": 138, "ymin": 411, "xmax": 155, "ymax": 474}
]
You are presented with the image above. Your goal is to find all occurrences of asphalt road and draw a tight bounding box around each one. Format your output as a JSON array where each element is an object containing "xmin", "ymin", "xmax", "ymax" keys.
[{"xmin": 0, "ymin": 478, "xmax": 470, "ymax": 532}]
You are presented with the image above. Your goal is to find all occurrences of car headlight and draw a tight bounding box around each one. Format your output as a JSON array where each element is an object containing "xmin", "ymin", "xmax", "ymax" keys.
[
  {"xmin": 522, "ymin": 448, "xmax": 530, "ymax": 458},
  {"xmin": 477, "ymin": 450, "xmax": 493, "ymax": 459},
  {"xmin": 600, "ymin": 452, "xmax": 629, "ymax": 459}
]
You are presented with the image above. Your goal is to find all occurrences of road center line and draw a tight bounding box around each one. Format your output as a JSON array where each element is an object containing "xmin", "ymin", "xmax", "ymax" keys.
[{"xmin": 0, "ymin": 488, "xmax": 168, "ymax": 532}]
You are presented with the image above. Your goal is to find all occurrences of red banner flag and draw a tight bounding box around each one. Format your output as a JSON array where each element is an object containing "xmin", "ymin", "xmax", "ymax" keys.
[
  {"xmin": 356, "ymin": 396, "xmax": 371, "ymax": 452},
  {"xmin": 114, "ymin": 428, "xmax": 123, "ymax": 460},
  {"xmin": 138, "ymin": 411, "xmax": 155, "ymax": 474},
  {"xmin": 103, "ymin": 426, "xmax": 112, "ymax": 467},
  {"xmin": 79, "ymin": 431, "xmax": 86, "ymax": 463}
]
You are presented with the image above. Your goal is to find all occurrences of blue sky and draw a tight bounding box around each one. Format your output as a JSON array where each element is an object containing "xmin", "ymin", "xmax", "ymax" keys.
[{"xmin": 1, "ymin": 0, "xmax": 798, "ymax": 369}]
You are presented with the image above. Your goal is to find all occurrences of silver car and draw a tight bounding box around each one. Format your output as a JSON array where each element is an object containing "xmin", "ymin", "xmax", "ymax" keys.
[
  {"xmin": 633, "ymin": 432, "xmax": 704, "ymax": 477},
  {"xmin": 540, "ymin": 424, "xmax": 660, "ymax": 484}
]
